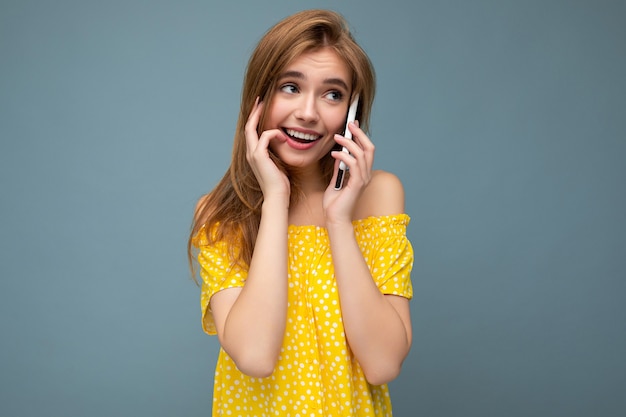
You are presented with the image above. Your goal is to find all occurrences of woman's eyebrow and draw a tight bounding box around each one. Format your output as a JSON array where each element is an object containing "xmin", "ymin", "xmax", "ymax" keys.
[
  {"xmin": 324, "ymin": 77, "xmax": 350, "ymax": 91},
  {"xmin": 279, "ymin": 70, "xmax": 349, "ymax": 91}
]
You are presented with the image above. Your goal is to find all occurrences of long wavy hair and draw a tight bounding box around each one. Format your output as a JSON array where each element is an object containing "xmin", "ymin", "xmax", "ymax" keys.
[{"xmin": 188, "ymin": 9, "xmax": 376, "ymax": 280}]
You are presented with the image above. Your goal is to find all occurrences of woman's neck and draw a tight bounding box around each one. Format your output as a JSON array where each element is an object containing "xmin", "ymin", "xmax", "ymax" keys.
[
  {"xmin": 288, "ymin": 190, "xmax": 325, "ymax": 227},
  {"xmin": 288, "ymin": 163, "xmax": 328, "ymax": 194},
  {"xmin": 287, "ymin": 166, "xmax": 328, "ymax": 227}
]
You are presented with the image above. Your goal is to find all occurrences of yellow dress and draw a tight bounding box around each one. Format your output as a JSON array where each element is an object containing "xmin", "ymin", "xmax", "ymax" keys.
[{"xmin": 194, "ymin": 214, "xmax": 414, "ymax": 416}]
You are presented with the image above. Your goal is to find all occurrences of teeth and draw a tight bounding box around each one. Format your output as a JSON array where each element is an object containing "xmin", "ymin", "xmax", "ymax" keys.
[{"xmin": 286, "ymin": 129, "xmax": 320, "ymax": 141}]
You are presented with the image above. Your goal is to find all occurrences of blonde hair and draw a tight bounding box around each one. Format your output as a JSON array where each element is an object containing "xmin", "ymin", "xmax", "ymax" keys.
[{"xmin": 188, "ymin": 9, "xmax": 376, "ymax": 280}]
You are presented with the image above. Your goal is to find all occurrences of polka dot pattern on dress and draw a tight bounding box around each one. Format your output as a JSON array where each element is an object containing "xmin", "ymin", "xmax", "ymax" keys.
[{"xmin": 194, "ymin": 214, "xmax": 414, "ymax": 416}]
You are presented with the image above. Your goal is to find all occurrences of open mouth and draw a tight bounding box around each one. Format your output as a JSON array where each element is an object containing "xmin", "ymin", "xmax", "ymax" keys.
[{"xmin": 283, "ymin": 128, "xmax": 322, "ymax": 143}]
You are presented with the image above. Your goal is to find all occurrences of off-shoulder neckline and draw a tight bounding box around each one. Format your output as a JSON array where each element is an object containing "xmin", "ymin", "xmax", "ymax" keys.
[{"xmin": 288, "ymin": 213, "xmax": 409, "ymax": 233}]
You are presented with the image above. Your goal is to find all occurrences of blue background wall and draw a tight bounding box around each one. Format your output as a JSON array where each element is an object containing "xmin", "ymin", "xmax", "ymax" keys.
[{"xmin": 1, "ymin": 0, "xmax": 624, "ymax": 416}]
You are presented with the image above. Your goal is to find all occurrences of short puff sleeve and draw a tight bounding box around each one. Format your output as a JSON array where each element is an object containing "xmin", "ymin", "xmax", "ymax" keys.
[
  {"xmin": 353, "ymin": 214, "xmax": 414, "ymax": 299},
  {"xmin": 192, "ymin": 227, "xmax": 248, "ymax": 335}
]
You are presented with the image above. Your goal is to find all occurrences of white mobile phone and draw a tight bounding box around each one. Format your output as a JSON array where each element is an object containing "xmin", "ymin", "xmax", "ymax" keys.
[{"xmin": 334, "ymin": 94, "xmax": 360, "ymax": 190}]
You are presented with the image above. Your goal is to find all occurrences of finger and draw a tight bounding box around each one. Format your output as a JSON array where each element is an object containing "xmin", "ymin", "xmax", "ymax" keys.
[
  {"xmin": 245, "ymin": 98, "xmax": 263, "ymax": 150},
  {"xmin": 245, "ymin": 97, "xmax": 262, "ymax": 128},
  {"xmin": 255, "ymin": 128, "xmax": 287, "ymax": 152},
  {"xmin": 334, "ymin": 133, "xmax": 365, "ymax": 166},
  {"xmin": 245, "ymin": 98, "xmax": 263, "ymax": 131},
  {"xmin": 334, "ymin": 134, "xmax": 370, "ymax": 187},
  {"xmin": 348, "ymin": 122, "xmax": 375, "ymax": 171},
  {"xmin": 331, "ymin": 145, "xmax": 360, "ymax": 183},
  {"xmin": 333, "ymin": 150, "xmax": 366, "ymax": 190},
  {"xmin": 348, "ymin": 121, "xmax": 373, "ymax": 150}
]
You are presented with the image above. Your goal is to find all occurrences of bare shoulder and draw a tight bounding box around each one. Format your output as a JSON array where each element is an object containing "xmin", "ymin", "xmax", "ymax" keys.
[{"xmin": 353, "ymin": 170, "xmax": 406, "ymax": 219}]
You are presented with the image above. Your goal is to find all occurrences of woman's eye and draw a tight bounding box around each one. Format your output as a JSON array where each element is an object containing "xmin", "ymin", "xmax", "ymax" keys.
[
  {"xmin": 325, "ymin": 90, "xmax": 344, "ymax": 101},
  {"xmin": 280, "ymin": 84, "xmax": 299, "ymax": 94}
]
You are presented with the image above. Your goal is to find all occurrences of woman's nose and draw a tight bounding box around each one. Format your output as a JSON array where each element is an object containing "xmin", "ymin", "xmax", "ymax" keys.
[{"xmin": 295, "ymin": 95, "xmax": 319, "ymax": 123}]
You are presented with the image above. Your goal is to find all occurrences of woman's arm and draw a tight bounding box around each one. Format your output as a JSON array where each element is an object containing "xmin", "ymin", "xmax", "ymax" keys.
[
  {"xmin": 210, "ymin": 196, "xmax": 289, "ymax": 378},
  {"xmin": 209, "ymin": 99, "xmax": 291, "ymax": 378},
  {"xmin": 327, "ymin": 170, "xmax": 413, "ymax": 386}
]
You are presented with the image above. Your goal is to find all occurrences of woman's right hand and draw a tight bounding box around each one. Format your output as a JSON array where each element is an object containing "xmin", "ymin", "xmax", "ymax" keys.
[{"xmin": 244, "ymin": 98, "xmax": 291, "ymax": 201}]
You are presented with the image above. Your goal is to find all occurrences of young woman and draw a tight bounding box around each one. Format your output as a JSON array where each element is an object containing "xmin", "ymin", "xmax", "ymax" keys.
[{"xmin": 189, "ymin": 9, "xmax": 414, "ymax": 416}]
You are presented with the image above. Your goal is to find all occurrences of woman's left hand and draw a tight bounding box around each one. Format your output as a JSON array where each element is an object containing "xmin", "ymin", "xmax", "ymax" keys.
[{"xmin": 323, "ymin": 121, "xmax": 375, "ymax": 224}]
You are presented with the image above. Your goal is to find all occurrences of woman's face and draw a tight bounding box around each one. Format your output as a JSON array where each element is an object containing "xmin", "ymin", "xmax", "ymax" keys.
[{"xmin": 265, "ymin": 48, "xmax": 352, "ymax": 171}]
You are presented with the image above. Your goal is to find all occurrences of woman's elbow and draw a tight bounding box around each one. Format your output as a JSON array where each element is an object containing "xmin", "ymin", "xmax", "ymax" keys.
[
  {"xmin": 364, "ymin": 363, "xmax": 402, "ymax": 386},
  {"xmin": 230, "ymin": 349, "xmax": 278, "ymax": 378},
  {"xmin": 237, "ymin": 360, "xmax": 276, "ymax": 379},
  {"xmin": 362, "ymin": 342, "xmax": 411, "ymax": 385}
]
